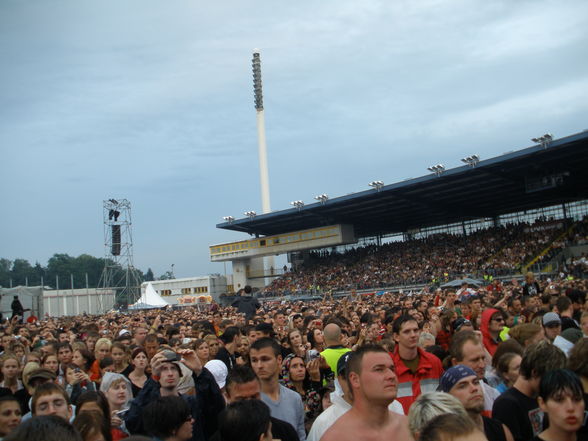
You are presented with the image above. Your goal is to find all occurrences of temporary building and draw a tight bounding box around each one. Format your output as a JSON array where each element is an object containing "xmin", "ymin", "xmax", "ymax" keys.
[{"xmin": 129, "ymin": 282, "xmax": 169, "ymax": 310}]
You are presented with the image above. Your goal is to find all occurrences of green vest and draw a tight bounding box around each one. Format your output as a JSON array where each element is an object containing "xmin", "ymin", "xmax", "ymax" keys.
[{"xmin": 320, "ymin": 346, "xmax": 351, "ymax": 375}]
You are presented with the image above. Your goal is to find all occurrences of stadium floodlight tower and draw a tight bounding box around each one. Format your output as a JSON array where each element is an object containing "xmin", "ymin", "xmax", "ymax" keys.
[
  {"xmin": 461, "ymin": 155, "xmax": 480, "ymax": 167},
  {"xmin": 369, "ymin": 181, "xmax": 384, "ymax": 191},
  {"xmin": 252, "ymin": 49, "xmax": 274, "ymax": 278},
  {"xmin": 531, "ymin": 133, "xmax": 554, "ymax": 148},
  {"xmin": 97, "ymin": 199, "xmax": 142, "ymax": 310},
  {"xmin": 252, "ymin": 50, "xmax": 272, "ymax": 215},
  {"xmin": 427, "ymin": 164, "xmax": 445, "ymax": 176},
  {"xmin": 291, "ymin": 200, "xmax": 305, "ymax": 210},
  {"xmin": 314, "ymin": 194, "xmax": 329, "ymax": 204}
]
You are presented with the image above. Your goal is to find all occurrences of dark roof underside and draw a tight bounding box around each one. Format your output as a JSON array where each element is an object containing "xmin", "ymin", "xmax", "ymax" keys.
[{"xmin": 218, "ymin": 131, "xmax": 588, "ymax": 239}]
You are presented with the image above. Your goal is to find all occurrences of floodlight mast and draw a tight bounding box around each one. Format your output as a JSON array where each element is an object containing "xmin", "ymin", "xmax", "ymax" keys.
[
  {"xmin": 252, "ymin": 49, "xmax": 274, "ymax": 278},
  {"xmin": 253, "ymin": 50, "xmax": 271, "ymax": 215}
]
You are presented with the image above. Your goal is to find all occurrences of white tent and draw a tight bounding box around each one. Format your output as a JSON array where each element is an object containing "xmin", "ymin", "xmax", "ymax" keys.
[{"xmin": 129, "ymin": 282, "xmax": 169, "ymax": 309}]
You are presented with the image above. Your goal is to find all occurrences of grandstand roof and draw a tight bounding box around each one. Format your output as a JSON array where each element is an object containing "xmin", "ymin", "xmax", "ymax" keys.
[{"xmin": 218, "ymin": 131, "xmax": 588, "ymax": 238}]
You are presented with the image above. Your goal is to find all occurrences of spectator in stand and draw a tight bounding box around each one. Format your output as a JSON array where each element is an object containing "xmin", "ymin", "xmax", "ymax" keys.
[
  {"xmin": 321, "ymin": 345, "xmax": 411, "ymax": 441},
  {"xmin": 391, "ymin": 315, "xmax": 443, "ymax": 415},
  {"xmin": 126, "ymin": 347, "xmax": 149, "ymax": 397},
  {"xmin": 535, "ymin": 369, "xmax": 585, "ymax": 441},
  {"xmin": 110, "ymin": 342, "xmax": 130, "ymax": 375},
  {"xmin": 193, "ymin": 339, "xmax": 210, "ymax": 367},
  {"xmin": 73, "ymin": 410, "xmax": 111, "ymax": 441},
  {"xmin": 480, "ymin": 308, "xmax": 505, "ymax": 356},
  {"xmin": 41, "ymin": 353, "xmax": 60, "ymax": 378},
  {"xmin": 143, "ymin": 396, "xmax": 194, "ymax": 441},
  {"xmin": 0, "ymin": 395, "xmax": 22, "ymax": 439},
  {"xmin": 215, "ymin": 326, "xmax": 240, "ymax": 371},
  {"xmin": 204, "ymin": 335, "xmax": 220, "ymax": 360},
  {"xmin": 407, "ymin": 392, "xmax": 468, "ymax": 440},
  {"xmin": 231, "ymin": 286, "xmax": 261, "ymax": 321},
  {"xmin": 449, "ymin": 331, "xmax": 500, "ymax": 415},
  {"xmin": 0, "ymin": 354, "xmax": 23, "ymax": 395},
  {"xmin": 542, "ymin": 313, "xmax": 562, "ymax": 343},
  {"xmin": 567, "ymin": 338, "xmax": 588, "ymax": 439},
  {"xmin": 32, "ymin": 383, "xmax": 72, "ymax": 421},
  {"xmin": 124, "ymin": 348, "xmax": 225, "ymax": 441},
  {"xmin": 249, "ymin": 338, "xmax": 306, "ymax": 441},
  {"xmin": 4, "ymin": 415, "xmax": 82, "ymax": 441},
  {"xmin": 280, "ymin": 354, "xmax": 322, "ymax": 430},
  {"xmin": 494, "ymin": 352, "xmax": 522, "ymax": 394},
  {"xmin": 555, "ymin": 296, "xmax": 581, "ymax": 331},
  {"xmin": 72, "ymin": 349, "xmax": 95, "ymax": 379},
  {"xmin": 217, "ymin": 400, "xmax": 272, "ymax": 441},
  {"xmin": 523, "ymin": 272, "xmax": 541, "ymax": 297},
  {"xmin": 100, "ymin": 372, "xmax": 132, "ymax": 440},
  {"xmin": 439, "ymin": 364, "xmax": 514, "ymax": 441},
  {"xmin": 508, "ymin": 323, "xmax": 545, "ymax": 348},
  {"xmin": 419, "ymin": 413, "xmax": 486, "ymax": 441},
  {"xmin": 492, "ymin": 340, "xmax": 567, "ymax": 441},
  {"xmin": 320, "ymin": 324, "xmax": 350, "ymax": 376},
  {"xmin": 222, "ymin": 365, "xmax": 299, "ymax": 441}
]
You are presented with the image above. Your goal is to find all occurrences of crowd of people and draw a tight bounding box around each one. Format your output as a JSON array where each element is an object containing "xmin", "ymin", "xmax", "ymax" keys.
[
  {"xmin": 0, "ymin": 268, "xmax": 587, "ymax": 441},
  {"xmin": 262, "ymin": 217, "xmax": 588, "ymax": 296}
]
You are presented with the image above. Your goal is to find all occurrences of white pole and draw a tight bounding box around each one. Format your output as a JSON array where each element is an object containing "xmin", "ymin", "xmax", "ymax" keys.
[
  {"xmin": 253, "ymin": 50, "xmax": 275, "ymax": 279},
  {"xmin": 256, "ymin": 109, "xmax": 271, "ymax": 214}
]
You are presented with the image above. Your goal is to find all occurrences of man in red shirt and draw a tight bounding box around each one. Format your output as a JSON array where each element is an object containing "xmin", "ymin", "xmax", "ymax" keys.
[{"xmin": 391, "ymin": 315, "xmax": 443, "ymax": 414}]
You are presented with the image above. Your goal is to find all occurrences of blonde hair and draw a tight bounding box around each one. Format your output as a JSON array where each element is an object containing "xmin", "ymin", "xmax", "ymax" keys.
[
  {"xmin": 94, "ymin": 338, "xmax": 112, "ymax": 351},
  {"xmin": 407, "ymin": 392, "xmax": 467, "ymax": 438}
]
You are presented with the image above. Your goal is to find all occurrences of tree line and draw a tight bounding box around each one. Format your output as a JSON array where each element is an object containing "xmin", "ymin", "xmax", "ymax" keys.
[{"xmin": 0, "ymin": 254, "xmax": 162, "ymax": 289}]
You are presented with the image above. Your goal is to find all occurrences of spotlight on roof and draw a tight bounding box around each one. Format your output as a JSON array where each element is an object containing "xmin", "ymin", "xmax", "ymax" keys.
[
  {"xmin": 222, "ymin": 216, "xmax": 235, "ymax": 223},
  {"xmin": 460, "ymin": 155, "xmax": 480, "ymax": 167},
  {"xmin": 368, "ymin": 181, "xmax": 384, "ymax": 191},
  {"xmin": 427, "ymin": 164, "xmax": 445, "ymax": 176},
  {"xmin": 531, "ymin": 133, "xmax": 554, "ymax": 148},
  {"xmin": 244, "ymin": 211, "xmax": 257, "ymax": 219},
  {"xmin": 291, "ymin": 200, "xmax": 304, "ymax": 210},
  {"xmin": 314, "ymin": 194, "xmax": 329, "ymax": 204}
]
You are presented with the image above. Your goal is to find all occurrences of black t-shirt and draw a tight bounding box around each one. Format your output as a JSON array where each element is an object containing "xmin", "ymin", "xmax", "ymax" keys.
[
  {"xmin": 483, "ymin": 416, "xmax": 507, "ymax": 441},
  {"xmin": 492, "ymin": 387, "xmax": 543, "ymax": 441},
  {"xmin": 209, "ymin": 415, "xmax": 299, "ymax": 441},
  {"xmin": 560, "ymin": 316, "xmax": 580, "ymax": 331}
]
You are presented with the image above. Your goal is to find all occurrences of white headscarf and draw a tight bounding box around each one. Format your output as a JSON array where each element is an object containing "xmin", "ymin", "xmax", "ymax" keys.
[{"xmin": 100, "ymin": 372, "xmax": 133, "ymax": 412}]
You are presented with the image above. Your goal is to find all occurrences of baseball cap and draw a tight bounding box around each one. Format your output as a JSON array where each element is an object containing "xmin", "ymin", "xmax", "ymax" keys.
[
  {"xmin": 158, "ymin": 350, "xmax": 183, "ymax": 376},
  {"xmin": 336, "ymin": 351, "xmax": 353, "ymax": 376},
  {"xmin": 542, "ymin": 312, "xmax": 561, "ymax": 327},
  {"xmin": 452, "ymin": 317, "xmax": 472, "ymax": 332},
  {"xmin": 26, "ymin": 368, "xmax": 57, "ymax": 387}
]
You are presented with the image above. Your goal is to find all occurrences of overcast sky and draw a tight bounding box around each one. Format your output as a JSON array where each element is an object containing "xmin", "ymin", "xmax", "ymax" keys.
[{"xmin": 1, "ymin": 0, "xmax": 587, "ymax": 279}]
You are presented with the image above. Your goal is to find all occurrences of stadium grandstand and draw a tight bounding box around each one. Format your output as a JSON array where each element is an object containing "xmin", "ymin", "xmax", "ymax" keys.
[{"xmin": 213, "ymin": 130, "xmax": 588, "ymax": 296}]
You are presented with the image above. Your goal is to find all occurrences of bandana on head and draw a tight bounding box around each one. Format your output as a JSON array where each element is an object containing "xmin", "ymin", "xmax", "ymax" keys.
[{"xmin": 438, "ymin": 365, "xmax": 477, "ymax": 393}]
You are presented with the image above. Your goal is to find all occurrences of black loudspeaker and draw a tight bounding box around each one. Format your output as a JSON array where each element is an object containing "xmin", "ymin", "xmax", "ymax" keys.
[{"xmin": 111, "ymin": 225, "xmax": 121, "ymax": 256}]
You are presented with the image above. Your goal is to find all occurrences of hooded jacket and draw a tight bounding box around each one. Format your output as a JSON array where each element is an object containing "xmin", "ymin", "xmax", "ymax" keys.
[{"xmin": 480, "ymin": 308, "xmax": 502, "ymax": 356}]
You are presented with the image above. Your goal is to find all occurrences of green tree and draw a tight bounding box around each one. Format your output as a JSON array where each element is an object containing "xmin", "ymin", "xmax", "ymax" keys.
[
  {"xmin": 159, "ymin": 271, "xmax": 174, "ymax": 280},
  {"xmin": 0, "ymin": 258, "xmax": 12, "ymax": 287},
  {"xmin": 10, "ymin": 259, "xmax": 35, "ymax": 286},
  {"xmin": 143, "ymin": 268, "xmax": 155, "ymax": 282}
]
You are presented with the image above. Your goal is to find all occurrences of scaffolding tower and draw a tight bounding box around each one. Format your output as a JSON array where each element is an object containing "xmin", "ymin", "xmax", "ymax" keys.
[{"xmin": 97, "ymin": 199, "xmax": 141, "ymax": 309}]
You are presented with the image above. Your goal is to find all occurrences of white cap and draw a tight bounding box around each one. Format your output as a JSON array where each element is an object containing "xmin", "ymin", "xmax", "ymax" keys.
[{"xmin": 204, "ymin": 360, "xmax": 228, "ymax": 389}]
